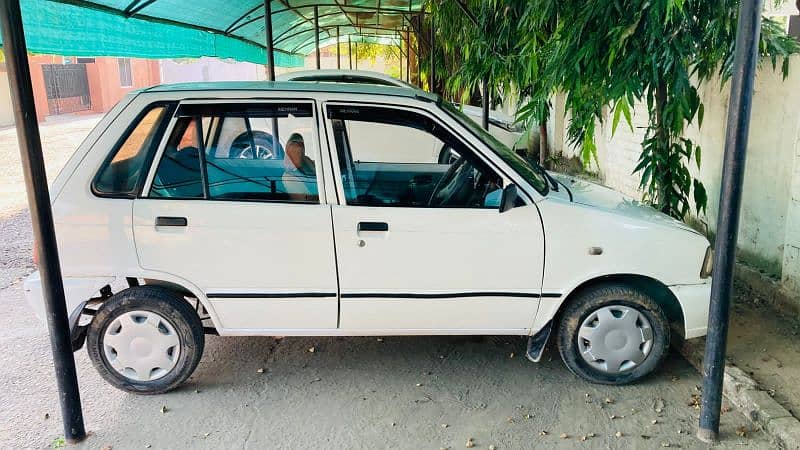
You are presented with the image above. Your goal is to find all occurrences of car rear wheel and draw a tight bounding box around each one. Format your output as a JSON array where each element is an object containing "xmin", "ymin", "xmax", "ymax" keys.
[
  {"xmin": 86, "ymin": 286, "xmax": 204, "ymax": 394},
  {"xmin": 556, "ymin": 283, "xmax": 670, "ymax": 385}
]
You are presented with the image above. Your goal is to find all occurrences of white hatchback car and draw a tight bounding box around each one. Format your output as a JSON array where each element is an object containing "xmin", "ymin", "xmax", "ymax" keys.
[{"xmin": 25, "ymin": 82, "xmax": 712, "ymax": 394}]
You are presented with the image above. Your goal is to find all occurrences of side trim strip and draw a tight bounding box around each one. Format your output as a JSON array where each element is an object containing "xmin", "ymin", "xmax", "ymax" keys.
[
  {"xmin": 206, "ymin": 292, "xmax": 563, "ymax": 300},
  {"xmin": 207, "ymin": 293, "xmax": 337, "ymax": 299},
  {"xmin": 341, "ymin": 292, "xmax": 561, "ymax": 299}
]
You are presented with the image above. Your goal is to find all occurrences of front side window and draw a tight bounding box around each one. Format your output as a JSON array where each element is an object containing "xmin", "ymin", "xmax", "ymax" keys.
[
  {"xmin": 328, "ymin": 105, "xmax": 503, "ymax": 209},
  {"xmin": 93, "ymin": 104, "xmax": 170, "ymax": 197},
  {"xmin": 149, "ymin": 103, "xmax": 319, "ymax": 203}
]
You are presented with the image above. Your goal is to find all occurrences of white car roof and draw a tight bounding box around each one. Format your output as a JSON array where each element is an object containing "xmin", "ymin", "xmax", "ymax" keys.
[{"xmin": 276, "ymin": 69, "xmax": 417, "ymax": 89}]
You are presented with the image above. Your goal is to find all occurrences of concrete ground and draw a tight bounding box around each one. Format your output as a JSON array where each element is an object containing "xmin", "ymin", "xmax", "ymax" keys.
[{"xmin": 0, "ymin": 115, "xmax": 776, "ymax": 449}]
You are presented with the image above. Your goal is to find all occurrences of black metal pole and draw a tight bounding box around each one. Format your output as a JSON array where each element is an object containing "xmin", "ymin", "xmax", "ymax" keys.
[
  {"xmin": 429, "ymin": 15, "xmax": 435, "ymax": 93},
  {"xmin": 348, "ymin": 35, "xmax": 353, "ymax": 70},
  {"xmin": 336, "ymin": 26, "xmax": 341, "ymax": 70},
  {"xmin": 0, "ymin": 0, "xmax": 86, "ymax": 443},
  {"xmin": 355, "ymin": 41, "xmax": 358, "ymax": 70},
  {"xmin": 264, "ymin": 0, "xmax": 276, "ymax": 81},
  {"xmin": 314, "ymin": 6, "xmax": 321, "ymax": 70},
  {"xmin": 697, "ymin": 0, "xmax": 763, "ymax": 443},
  {"xmin": 406, "ymin": 31, "xmax": 410, "ymax": 83},
  {"xmin": 481, "ymin": 76, "xmax": 489, "ymax": 130}
]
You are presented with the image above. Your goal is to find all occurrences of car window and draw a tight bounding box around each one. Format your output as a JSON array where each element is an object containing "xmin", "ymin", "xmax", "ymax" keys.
[
  {"xmin": 328, "ymin": 104, "xmax": 504, "ymax": 209},
  {"xmin": 149, "ymin": 103, "xmax": 319, "ymax": 203},
  {"xmin": 93, "ymin": 104, "xmax": 171, "ymax": 197}
]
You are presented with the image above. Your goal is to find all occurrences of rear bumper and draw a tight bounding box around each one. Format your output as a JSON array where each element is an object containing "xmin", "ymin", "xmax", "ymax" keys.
[
  {"xmin": 669, "ymin": 282, "xmax": 711, "ymax": 339},
  {"xmin": 23, "ymin": 271, "xmax": 114, "ymax": 323}
]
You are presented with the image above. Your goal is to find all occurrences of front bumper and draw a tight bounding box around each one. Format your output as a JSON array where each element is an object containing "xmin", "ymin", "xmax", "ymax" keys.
[{"xmin": 669, "ymin": 282, "xmax": 712, "ymax": 339}]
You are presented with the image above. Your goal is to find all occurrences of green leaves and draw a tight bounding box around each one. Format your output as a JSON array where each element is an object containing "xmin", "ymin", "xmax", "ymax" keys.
[
  {"xmin": 429, "ymin": 0, "xmax": 798, "ymax": 220},
  {"xmin": 612, "ymin": 97, "xmax": 633, "ymax": 136}
]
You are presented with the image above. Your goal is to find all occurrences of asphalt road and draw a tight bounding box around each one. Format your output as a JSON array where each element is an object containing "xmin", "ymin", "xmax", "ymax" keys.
[{"xmin": 0, "ymin": 116, "xmax": 774, "ymax": 449}]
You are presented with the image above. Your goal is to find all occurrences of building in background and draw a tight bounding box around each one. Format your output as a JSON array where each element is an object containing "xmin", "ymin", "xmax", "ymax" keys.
[{"xmin": 0, "ymin": 54, "xmax": 159, "ymax": 126}]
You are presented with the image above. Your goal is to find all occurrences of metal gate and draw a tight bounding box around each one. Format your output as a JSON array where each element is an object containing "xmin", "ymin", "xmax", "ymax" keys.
[{"xmin": 42, "ymin": 64, "xmax": 91, "ymax": 115}]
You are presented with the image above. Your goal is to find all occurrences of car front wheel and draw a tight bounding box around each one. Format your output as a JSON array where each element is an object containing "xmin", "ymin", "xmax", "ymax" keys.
[
  {"xmin": 86, "ymin": 286, "xmax": 205, "ymax": 394},
  {"xmin": 557, "ymin": 283, "xmax": 670, "ymax": 385}
]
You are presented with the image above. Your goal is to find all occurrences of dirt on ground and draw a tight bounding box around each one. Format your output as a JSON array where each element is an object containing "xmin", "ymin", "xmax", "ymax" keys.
[{"xmin": 727, "ymin": 280, "xmax": 800, "ymax": 419}]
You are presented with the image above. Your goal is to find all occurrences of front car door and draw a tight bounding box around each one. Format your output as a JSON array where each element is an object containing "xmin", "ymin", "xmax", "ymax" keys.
[
  {"xmin": 324, "ymin": 102, "xmax": 546, "ymax": 334},
  {"xmin": 133, "ymin": 100, "xmax": 338, "ymax": 332}
]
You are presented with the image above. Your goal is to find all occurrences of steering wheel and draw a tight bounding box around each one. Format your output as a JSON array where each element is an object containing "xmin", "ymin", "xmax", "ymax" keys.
[
  {"xmin": 228, "ymin": 131, "xmax": 285, "ymax": 160},
  {"xmin": 428, "ymin": 157, "xmax": 476, "ymax": 207}
]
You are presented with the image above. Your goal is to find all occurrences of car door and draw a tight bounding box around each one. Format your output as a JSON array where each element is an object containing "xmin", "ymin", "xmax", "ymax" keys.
[
  {"xmin": 324, "ymin": 102, "xmax": 546, "ymax": 333},
  {"xmin": 133, "ymin": 100, "xmax": 339, "ymax": 332}
]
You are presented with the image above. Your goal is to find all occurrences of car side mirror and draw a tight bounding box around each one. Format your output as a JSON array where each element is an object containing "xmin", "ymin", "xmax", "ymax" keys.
[{"xmin": 499, "ymin": 184, "xmax": 518, "ymax": 213}]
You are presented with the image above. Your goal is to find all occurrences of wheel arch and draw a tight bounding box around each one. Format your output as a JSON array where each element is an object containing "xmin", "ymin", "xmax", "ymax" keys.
[{"xmin": 554, "ymin": 274, "xmax": 686, "ymax": 337}]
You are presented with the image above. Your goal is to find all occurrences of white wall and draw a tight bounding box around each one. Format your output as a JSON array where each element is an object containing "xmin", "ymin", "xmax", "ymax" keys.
[
  {"xmin": 159, "ymin": 57, "xmax": 268, "ymax": 84},
  {"xmin": 0, "ymin": 71, "xmax": 15, "ymax": 127}
]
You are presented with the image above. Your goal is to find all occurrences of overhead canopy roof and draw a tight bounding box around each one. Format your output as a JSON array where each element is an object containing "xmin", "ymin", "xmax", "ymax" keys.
[{"xmin": 5, "ymin": 0, "xmax": 425, "ymax": 67}]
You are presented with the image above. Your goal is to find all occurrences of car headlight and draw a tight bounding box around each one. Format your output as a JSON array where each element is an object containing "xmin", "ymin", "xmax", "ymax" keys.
[{"xmin": 700, "ymin": 246, "xmax": 714, "ymax": 279}]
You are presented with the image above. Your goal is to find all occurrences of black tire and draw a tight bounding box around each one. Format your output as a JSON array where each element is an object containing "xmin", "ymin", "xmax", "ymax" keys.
[
  {"xmin": 86, "ymin": 286, "xmax": 205, "ymax": 395},
  {"xmin": 556, "ymin": 283, "xmax": 670, "ymax": 385}
]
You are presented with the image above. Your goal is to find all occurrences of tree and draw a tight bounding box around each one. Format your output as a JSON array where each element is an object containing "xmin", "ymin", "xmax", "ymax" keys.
[{"xmin": 430, "ymin": 0, "xmax": 799, "ymax": 219}]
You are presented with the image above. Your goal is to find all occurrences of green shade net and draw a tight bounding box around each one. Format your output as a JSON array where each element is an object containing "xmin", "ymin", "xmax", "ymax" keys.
[{"xmin": 1, "ymin": 0, "xmax": 424, "ymax": 67}]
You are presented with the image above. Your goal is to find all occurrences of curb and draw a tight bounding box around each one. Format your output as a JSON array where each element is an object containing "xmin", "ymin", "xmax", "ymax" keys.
[
  {"xmin": 675, "ymin": 337, "xmax": 800, "ymax": 449},
  {"xmin": 735, "ymin": 263, "xmax": 800, "ymax": 319}
]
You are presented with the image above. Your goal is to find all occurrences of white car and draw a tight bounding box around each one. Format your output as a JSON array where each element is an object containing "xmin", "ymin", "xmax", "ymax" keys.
[
  {"xmin": 25, "ymin": 82, "xmax": 712, "ymax": 394},
  {"xmin": 276, "ymin": 69, "xmax": 531, "ymax": 152}
]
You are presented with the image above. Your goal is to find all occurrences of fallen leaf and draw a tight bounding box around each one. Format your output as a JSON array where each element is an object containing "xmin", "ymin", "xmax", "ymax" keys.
[
  {"xmin": 736, "ymin": 426, "xmax": 748, "ymax": 438},
  {"xmin": 465, "ymin": 437, "xmax": 475, "ymax": 448},
  {"xmin": 203, "ymin": 433, "xmax": 210, "ymax": 438},
  {"xmin": 442, "ymin": 424, "xmax": 449, "ymax": 428},
  {"xmin": 44, "ymin": 413, "xmax": 49, "ymax": 420},
  {"xmin": 539, "ymin": 431, "xmax": 548, "ymax": 436},
  {"xmin": 489, "ymin": 446, "xmax": 497, "ymax": 450},
  {"xmin": 688, "ymin": 394, "xmax": 701, "ymax": 409},
  {"xmin": 559, "ymin": 433, "xmax": 568, "ymax": 439},
  {"xmin": 509, "ymin": 353, "xmax": 515, "ymax": 358},
  {"xmin": 652, "ymin": 419, "xmax": 659, "ymax": 425},
  {"xmin": 579, "ymin": 436, "xmax": 587, "ymax": 441},
  {"xmin": 587, "ymin": 433, "xmax": 595, "ymax": 437},
  {"xmin": 416, "ymin": 383, "xmax": 423, "ymax": 387},
  {"xmin": 506, "ymin": 417, "xmax": 514, "ymax": 423},
  {"xmin": 308, "ymin": 346, "xmax": 316, "ymax": 353},
  {"xmin": 159, "ymin": 405, "xmax": 168, "ymax": 414},
  {"xmin": 256, "ymin": 368, "xmax": 264, "ymax": 374},
  {"xmin": 605, "ymin": 397, "xmax": 615, "ymax": 404},
  {"xmin": 615, "ymin": 431, "xmax": 623, "ymax": 438}
]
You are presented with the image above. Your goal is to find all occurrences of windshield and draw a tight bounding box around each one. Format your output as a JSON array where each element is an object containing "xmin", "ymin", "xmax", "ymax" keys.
[{"xmin": 439, "ymin": 101, "xmax": 549, "ymax": 195}]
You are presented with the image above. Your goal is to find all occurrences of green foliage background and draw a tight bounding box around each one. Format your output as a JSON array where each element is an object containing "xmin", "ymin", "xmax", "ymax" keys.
[{"xmin": 427, "ymin": 0, "xmax": 800, "ymax": 219}]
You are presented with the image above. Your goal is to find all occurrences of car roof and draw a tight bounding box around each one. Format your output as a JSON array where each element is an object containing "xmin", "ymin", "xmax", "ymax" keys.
[
  {"xmin": 276, "ymin": 69, "xmax": 413, "ymax": 88},
  {"xmin": 143, "ymin": 80, "xmax": 436, "ymax": 101}
]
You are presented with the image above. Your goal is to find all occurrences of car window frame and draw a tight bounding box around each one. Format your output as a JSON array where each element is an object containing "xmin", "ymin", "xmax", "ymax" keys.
[
  {"xmin": 91, "ymin": 101, "xmax": 177, "ymax": 199},
  {"xmin": 323, "ymin": 100, "xmax": 530, "ymax": 209},
  {"xmin": 140, "ymin": 98, "xmax": 327, "ymax": 206}
]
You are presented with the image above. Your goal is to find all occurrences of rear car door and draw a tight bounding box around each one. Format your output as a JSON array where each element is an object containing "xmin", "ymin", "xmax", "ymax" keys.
[
  {"xmin": 324, "ymin": 102, "xmax": 546, "ymax": 333},
  {"xmin": 133, "ymin": 100, "xmax": 338, "ymax": 332}
]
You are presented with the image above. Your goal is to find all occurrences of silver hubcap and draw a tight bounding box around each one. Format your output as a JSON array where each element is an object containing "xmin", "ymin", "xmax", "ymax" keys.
[
  {"xmin": 102, "ymin": 311, "xmax": 181, "ymax": 382},
  {"xmin": 577, "ymin": 305, "xmax": 654, "ymax": 374}
]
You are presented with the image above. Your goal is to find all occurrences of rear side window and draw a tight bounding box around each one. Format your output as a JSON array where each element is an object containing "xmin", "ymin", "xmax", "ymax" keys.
[
  {"xmin": 148, "ymin": 102, "xmax": 319, "ymax": 204},
  {"xmin": 92, "ymin": 104, "xmax": 171, "ymax": 197}
]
